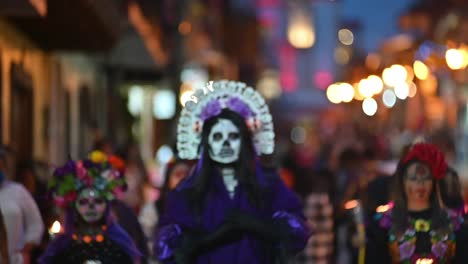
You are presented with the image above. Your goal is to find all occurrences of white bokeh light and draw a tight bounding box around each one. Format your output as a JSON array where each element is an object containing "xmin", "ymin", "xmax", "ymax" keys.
[
  {"xmin": 358, "ymin": 79, "xmax": 374, "ymax": 98},
  {"xmin": 326, "ymin": 83, "xmax": 342, "ymax": 104},
  {"xmin": 339, "ymin": 83, "xmax": 355, "ymax": 103},
  {"xmin": 394, "ymin": 82, "xmax": 409, "ymax": 100},
  {"xmin": 153, "ymin": 90, "xmax": 176, "ymax": 120},
  {"xmin": 367, "ymin": 75, "xmax": 384, "ymax": 95},
  {"xmin": 382, "ymin": 89, "xmax": 397, "ymax": 108},
  {"xmin": 128, "ymin": 86, "xmax": 144, "ymax": 116},
  {"xmin": 362, "ymin": 98, "xmax": 378, "ymax": 116},
  {"xmin": 156, "ymin": 145, "xmax": 174, "ymax": 164}
]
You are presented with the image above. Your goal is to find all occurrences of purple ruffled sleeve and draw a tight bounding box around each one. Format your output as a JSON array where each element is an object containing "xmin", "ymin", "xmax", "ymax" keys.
[
  {"xmin": 154, "ymin": 224, "xmax": 182, "ymax": 261},
  {"xmin": 272, "ymin": 210, "xmax": 309, "ymax": 253},
  {"xmin": 265, "ymin": 170, "xmax": 310, "ymax": 254}
]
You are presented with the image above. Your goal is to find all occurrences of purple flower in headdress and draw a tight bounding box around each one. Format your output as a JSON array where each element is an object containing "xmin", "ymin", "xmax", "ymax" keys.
[
  {"xmin": 82, "ymin": 159, "xmax": 95, "ymax": 169},
  {"xmin": 53, "ymin": 167, "xmax": 66, "ymax": 178},
  {"xmin": 226, "ymin": 97, "xmax": 253, "ymax": 118},
  {"xmin": 431, "ymin": 241, "xmax": 447, "ymax": 258},
  {"xmin": 53, "ymin": 160, "xmax": 76, "ymax": 178},
  {"xmin": 399, "ymin": 240, "xmax": 415, "ymax": 260},
  {"xmin": 200, "ymin": 101, "xmax": 222, "ymax": 121}
]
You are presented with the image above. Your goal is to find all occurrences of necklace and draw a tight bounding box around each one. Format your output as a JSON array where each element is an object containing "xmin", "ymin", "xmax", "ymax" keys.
[{"xmin": 72, "ymin": 225, "xmax": 107, "ymax": 243}]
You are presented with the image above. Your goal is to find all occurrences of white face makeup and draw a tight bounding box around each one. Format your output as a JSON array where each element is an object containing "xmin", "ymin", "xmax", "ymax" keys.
[
  {"xmin": 208, "ymin": 119, "xmax": 241, "ymax": 164},
  {"xmin": 75, "ymin": 188, "xmax": 107, "ymax": 224},
  {"xmin": 404, "ymin": 162, "xmax": 433, "ymax": 205}
]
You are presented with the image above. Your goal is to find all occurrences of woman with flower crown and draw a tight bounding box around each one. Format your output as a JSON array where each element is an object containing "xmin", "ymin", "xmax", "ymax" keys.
[
  {"xmin": 39, "ymin": 151, "xmax": 141, "ymax": 264},
  {"xmin": 154, "ymin": 80, "xmax": 309, "ymax": 264},
  {"xmin": 365, "ymin": 143, "xmax": 468, "ymax": 264}
]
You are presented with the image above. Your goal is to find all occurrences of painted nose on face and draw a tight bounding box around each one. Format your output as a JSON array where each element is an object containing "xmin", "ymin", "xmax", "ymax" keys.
[
  {"xmin": 223, "ymin": 140, "xmax": 230, "ymax": 147},
  {"xmin": 89, "ymin": 203, "xmax": 95, "ymax": 210}
]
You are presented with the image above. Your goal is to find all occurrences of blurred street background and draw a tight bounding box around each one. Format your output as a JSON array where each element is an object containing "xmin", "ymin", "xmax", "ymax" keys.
[{"xmin": 0, "ymin": 0, "xmax": 467, "ymax": 263}]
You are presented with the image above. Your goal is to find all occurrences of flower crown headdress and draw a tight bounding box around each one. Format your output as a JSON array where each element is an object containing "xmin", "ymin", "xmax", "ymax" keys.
[
  {"xmin": 177, "ymin": 80, "xmax": 275, "ymax": 160},
  {"xmin": 401, "ymin": 143, "xmax": 447, "ymax": 180},
  {"xmin": 48, "ymin": 151, "xmax": 127, "ymax": 208}
]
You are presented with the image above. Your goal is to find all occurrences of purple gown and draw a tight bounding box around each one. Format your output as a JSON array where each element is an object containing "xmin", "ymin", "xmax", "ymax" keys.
[{"xmin": 155, "ymin": 167, "xmax": 309, "ymax": 264}]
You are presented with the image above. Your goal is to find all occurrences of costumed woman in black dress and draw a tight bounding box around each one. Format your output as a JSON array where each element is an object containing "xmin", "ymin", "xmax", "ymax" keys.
[
  {"xmin": 39, "ymin": 151, "xmax": 140, "ymax": 263},
  {"xmin": 366, "ymin": 143, "xmax": 468, "ymax": 264}
]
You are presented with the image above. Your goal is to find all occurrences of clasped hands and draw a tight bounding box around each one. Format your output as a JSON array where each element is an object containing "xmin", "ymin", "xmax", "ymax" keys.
[{"xmin": 173, "ymin": 209, "xmax": 273, "ymax": 264}]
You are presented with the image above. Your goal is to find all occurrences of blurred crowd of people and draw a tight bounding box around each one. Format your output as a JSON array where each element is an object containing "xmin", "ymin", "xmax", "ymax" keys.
[{"xmin": 0, "ymin": 120, "xmax": 465, "ymax": 264}]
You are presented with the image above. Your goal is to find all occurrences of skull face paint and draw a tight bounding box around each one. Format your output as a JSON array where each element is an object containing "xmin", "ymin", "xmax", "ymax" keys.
[
  {"xmin": 404, "ymin": 162, "xmax": 433, "ymax": 205},
  {"xmin": 75, "ymin": 188, "xmax": 107, "ymax": 224},
  {"xmin": 208, "ymin": 119, "xmax": 241, "ymax": 164}
]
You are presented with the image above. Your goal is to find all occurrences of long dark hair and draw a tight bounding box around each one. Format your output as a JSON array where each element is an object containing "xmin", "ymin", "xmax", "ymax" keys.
[
  {"xmin": 391, "ymin": 160, "xmax": 450, "ymax": 236},
  {"xmin": 439, "ymin": 167, "xmax": 464, "ymax": 210},
  {"xmin": 190, "ymin": 109, "xmax": 263, "ymax": 214}
]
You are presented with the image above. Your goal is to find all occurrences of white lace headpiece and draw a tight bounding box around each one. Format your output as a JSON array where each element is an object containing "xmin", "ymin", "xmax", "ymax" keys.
[{"xmin": 177, "ymin": 80, "xmax": 275, "ymax": 160}]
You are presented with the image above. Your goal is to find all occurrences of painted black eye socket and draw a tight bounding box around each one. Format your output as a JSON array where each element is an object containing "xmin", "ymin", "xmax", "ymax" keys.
[
  {"xmin": 213, "ymin": 132, "xmax": 223, "ymax": 141},
  {"xmin": 78, "ymin": 197, "xmax": 105, "ymax": 206},
  {"xmin": 229, "ymin": 132, "xmax": 240, "ymax": 140},
  {"xmin": 78, "ymin": 198, "xmax": 90, "ymax": 206}
]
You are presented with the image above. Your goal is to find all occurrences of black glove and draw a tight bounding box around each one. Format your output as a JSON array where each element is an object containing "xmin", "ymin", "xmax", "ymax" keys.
[
  {"xmin": 173, "ymin": 231, "xmax": 202, "ymax": 264},
  {"xmin": 173, "ymin": 223, "xmax": 237, "ymax": 263},
  {"xmin": 225, "ymin": 209, "xmax": 288, "ymax": 241}
]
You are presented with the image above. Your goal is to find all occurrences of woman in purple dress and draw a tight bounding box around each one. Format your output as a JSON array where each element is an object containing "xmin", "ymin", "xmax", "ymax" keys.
[{"xmin": 154, "ymin": 80, "xmax": 309, "ymax": 264}]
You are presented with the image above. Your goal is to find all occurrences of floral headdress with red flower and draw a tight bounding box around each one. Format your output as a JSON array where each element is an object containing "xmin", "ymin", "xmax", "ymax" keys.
[
  {"xmin": 401, "ymin": 143, "xmax": 447, "ymax": 180},
  {"xmin": 48, "ymin": 151, "xmax": 127, "ymax": 208}
]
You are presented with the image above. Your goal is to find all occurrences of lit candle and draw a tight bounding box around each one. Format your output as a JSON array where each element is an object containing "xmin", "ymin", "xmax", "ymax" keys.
[
  {"xmin": 48, "ymin": 220, "xmax": 62, "ymax": 238},
  {"xmin": 416, "ymin": 258, "xmax": 433, "ymax": 264}
]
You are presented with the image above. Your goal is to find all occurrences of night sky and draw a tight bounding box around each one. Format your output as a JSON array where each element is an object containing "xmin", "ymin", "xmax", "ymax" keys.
[{"xmin": 340, "ymin": 0, "xmax": 415, "ymax": 51}]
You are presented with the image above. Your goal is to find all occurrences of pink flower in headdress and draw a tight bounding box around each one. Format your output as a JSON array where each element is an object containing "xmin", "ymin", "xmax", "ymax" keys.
[
  {"xmin": 82, "ymin": 176, "xmax": 93, "ymax": 187},
  {"xmin": 76, "ymin": 161, "xmax": 88, "ymax": 180},
  {"xmin": 53, "ymin": 196, "xmax": 67, "ymax": 208},
  {"xmin": 112, "ymin": 186, "xmax": 125, "ymax": 200},
  {"xmin": 64, "ymin": 191, "xmax": 77, "ymax": 203}
]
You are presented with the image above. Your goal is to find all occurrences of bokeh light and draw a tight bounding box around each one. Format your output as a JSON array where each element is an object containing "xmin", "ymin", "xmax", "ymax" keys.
[
  {"xmin": 367, "ymin": 75, "xmax": 384, "ymax": 95},
  {"xmin": 334, "ymin": 47, "xmax": 350, "ymax": 65},
  {"xmin": 338, "ymin": 29, "xmax": 354, "ymax": 46},
  {"xmin": 382, "ymin": 89, "xmax": 397, "ymax": 108},
  {"xmin": 413, "ymin": 60, "xmax": 429, "ymax": 80},
  {"xmin": 362, "ymin": 98, "xmax": 378, "ymax": 116},
  {"xmin": 339, "ymin": 83, "xmax": 355, "ymax": 103},
  {"xmin": 394, "ymin": 82, "xmax": 409, "ymax": 100},
  {"xmin": 445, "ymin": 48, "xmax": 466, "ymax": 70},
  {"xmin": 408, "ymin": 82, "xmax": 417, "ymax": 98},
  {"xmin": 326, "ymin": 83, "xmax": 342, "ymax": 104},
  {"xmin": 358, "ymin": 78, "xmax": 374, "ymax": 98},
  {"xmin": 382, "ymin": 64, "xmax": 407, "ymax": 87}
]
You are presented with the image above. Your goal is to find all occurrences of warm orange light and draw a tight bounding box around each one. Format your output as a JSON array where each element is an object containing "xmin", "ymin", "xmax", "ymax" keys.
[
  {"xmin": 446, "ymin": 49, "xmax": 465, "ymax": 70},
  {"xmin": 365, "ymin": 53, "xmax": 381, "ymax": 70},
  {"xmin": 344, "ymin": 200, "xmax": 359, "ymax": 210},
  {"xmin": 415, "ymin": 258, "xmax": 434, "ymax": 264},
  {"xmin": 376, "ymin": 204, "xmax": 390, "ymax": 213},
  {"xmin": 178, "ymin": 21, "xmax": 192, "ymax": 35}
]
